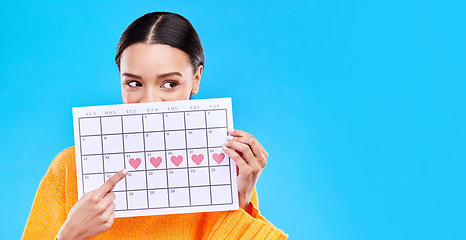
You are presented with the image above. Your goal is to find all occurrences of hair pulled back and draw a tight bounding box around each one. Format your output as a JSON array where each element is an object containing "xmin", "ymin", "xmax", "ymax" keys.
[{"xmin": 115, "ymin": 12, "xmax": 204, "ymax": 73}]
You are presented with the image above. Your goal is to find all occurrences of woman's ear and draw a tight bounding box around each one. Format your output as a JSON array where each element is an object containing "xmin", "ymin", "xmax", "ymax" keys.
[{"xmin": 191, "ymin": 65, "xmax": 203, "ymax": 95}]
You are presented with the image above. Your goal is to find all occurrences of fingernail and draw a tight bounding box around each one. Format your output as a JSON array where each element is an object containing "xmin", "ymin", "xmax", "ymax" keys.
[
  {"xmin": 227, "ymin": 129, "xmax": 235, "ymax": 134},
  {"xmin": 122, "ymin": 169, "xmax": 128, "ymax": 175},
  {"xmin": 226, "ymin": 135, "xmax": 234, "ymax": 141},
  {"xmin": 222, "ymin": 146, "xmax": 228, "ymax": 150},
  {"xmin": 223, "ymin": 141, "xmax": 228, "ymax": 146}
]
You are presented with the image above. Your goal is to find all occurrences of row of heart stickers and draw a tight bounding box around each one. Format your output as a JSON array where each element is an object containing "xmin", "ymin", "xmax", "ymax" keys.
[{"xmin": 128, "ymin": 153, "xmax": 226, "ymax": 169}]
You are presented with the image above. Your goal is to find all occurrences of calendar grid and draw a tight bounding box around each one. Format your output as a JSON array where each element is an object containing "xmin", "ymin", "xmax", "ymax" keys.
[
  {"xmin": 79, "ymin": 113, "xmax": 233, "ymax": 191},
  {"xmin": 76, "ymin": 101, "xmax": 237, "ymax": 217}
]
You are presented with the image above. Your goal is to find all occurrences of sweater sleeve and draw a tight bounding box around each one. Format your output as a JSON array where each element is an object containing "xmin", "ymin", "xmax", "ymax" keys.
[
  {"xmin": 204, "ymin": 208, "xmax": 288, "ymax": 240},
  {"xmin": 247, "ymin": 187, "xmax": 269, "ymax": 222},
  {"xmin": 21, "ymin": 148, "xmax": 73, "ymax": 240},
  {"xmin": 204, "ymin": 188, "xmax": 288, "ymax": 239}
]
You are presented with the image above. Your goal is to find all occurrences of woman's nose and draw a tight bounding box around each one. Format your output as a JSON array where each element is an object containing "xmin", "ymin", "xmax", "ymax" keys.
[{"xmin": 141, "ymin": 88, "xmax": 163, "ymax": 103}]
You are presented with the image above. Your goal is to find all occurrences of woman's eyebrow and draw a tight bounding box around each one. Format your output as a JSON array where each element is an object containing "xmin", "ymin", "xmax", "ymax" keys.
[
  {"xmin": 157, "ymin": 72, "xmax": 182, "ymax": 78},
  {"xmin": 122, "ymin": 73, "xmax": 142, "ymax": 79},
  {"xmin": 122, "ymin": 72, "xmax": 182, "ymax": 79}
]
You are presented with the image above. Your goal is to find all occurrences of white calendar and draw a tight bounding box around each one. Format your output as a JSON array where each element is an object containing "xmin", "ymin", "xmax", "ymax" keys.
[{"xmin": 72, "ymin": 98, "xmax": 238, "ymax": 217}]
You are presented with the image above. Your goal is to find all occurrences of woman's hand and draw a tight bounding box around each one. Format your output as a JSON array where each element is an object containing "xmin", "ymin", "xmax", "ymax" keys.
[
  {"xmin": 57, "ymin": 169, "xmax": 128, "ymax": 240},
  {"xmin": 222, "ymin": 129, "xmax": 268, "ymax": 211}
]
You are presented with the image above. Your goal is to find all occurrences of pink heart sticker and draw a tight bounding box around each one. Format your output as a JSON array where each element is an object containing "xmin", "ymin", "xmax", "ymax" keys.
[
  {"xmin": 191, "ymin": 154, "xmax": 204, "ymax": 165},
  {"xmin": 129, "ymin": 158, "xmax": 141, "ymax": 169},
  {"xmin": 212, "ymin": 153, "xmax": 225, "ymax": 164},
  {"xmin": 171, "ymin": 155, "xmax": 183, "ymax": 167},
  {"xmin": 150, "ymin": 156, "xmax": 162, "ymax": 168}
]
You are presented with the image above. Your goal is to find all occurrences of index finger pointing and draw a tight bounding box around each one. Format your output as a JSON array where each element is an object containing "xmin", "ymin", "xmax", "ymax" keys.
[{"xmin": 97, "ymin": 169, "xmax": 128, "ymax": 198}]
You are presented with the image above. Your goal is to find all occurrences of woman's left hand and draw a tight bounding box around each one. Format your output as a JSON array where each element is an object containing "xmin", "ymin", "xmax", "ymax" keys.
[{"xmin": 222, "ymin": 129, "xmax": 268, "ymax": 211}]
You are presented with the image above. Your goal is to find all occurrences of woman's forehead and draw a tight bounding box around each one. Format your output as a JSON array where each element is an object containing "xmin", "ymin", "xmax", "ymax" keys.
[{"xmin": 120, "ymin": 43, "xmax": 192, "ymax": 76}]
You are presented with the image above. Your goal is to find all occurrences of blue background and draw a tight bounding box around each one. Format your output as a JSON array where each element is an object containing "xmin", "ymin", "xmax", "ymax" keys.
[{"xmin": 1, "ymin": 0, "xmax": 465, "ymax": 239}]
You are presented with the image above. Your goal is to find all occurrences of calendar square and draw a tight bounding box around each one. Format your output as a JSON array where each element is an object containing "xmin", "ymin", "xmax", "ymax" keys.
[
  {"xmin": 102, "ymin": 134, "xmax": 123, "ymax": 153},
  {"xmin": 189, "ymin": 167, "xmax": 210, "ymax": 186},
  {"xmin": 165, "ymin": 130, "xmax": 186, "ymax": 150},
  {"xmin": 210, "ymin": 166, "xmax": 231, "ymax": 185},
  {"xmin": 169, "ymin": 188, "xmax": 190, "ymax": 207},
  {"xmin": 124, "ymin": 133, "xmax": 144, "ymax": 152},
  {"xmin": 185, "ymin": 111, "xmax": 206, "ymax": 129},
  {"xmin": 101, "ymin": 116, "xmax": 122, "ymax": 134},
  {"xmin": 103, "ymin": 154, "xmax": 125, "ymax": 173},
  {"xmin": 147, "ymin": 170, "xmax": 167, "ymax": 189},
  {"xmin": 123, "ymin": 115, "xmax": 143, "ymax": 133},
  {"xmin": 167, "ymin": 168, "xmax": 188, "ymax": 188},
  {"xmin": 148, "ymin": 189, "xmax": 169, "ymax": 208},
  {"xmin": 143, "ymin": 114, "xmax": 164, "ymax": 132},
  {"xmin": 127, "ymin": 190, "xmax": 148, "ymax": 209},
  {"xmin": 190, "ymin": 187, "xmax": 211, "ymax": 206},
  {"xmin": 188, "ymin": 148, "xmax": 208, "ymax": 167},
  {"xmin": 166, "ymin": 150, "xmax": 187, "ymax": 168},
  {"xmin": 81, "ymin": 136, "xmax": 102, "ymax": 155},
  {"xmin": 82, "ymin": 155, "xmax": 103, "ymax": 174},
  {"xmin": 206, "ymin": 110, "xmax": 227, "ymax": 128},
  {"xmin": 144, "ymin": 132, "xmax": 165, "ymax": 151},
  {"xmin": 79, "ymin": 118, "xmax": 101, "ymax": 136},
  {"xmin": 164, "ymin": 112, "xmax": 185, "ymax": 130},
  {"xmin": 125, "ymin": 152, "xmax": 145, "ymax": 171},
  {"xmin": 211, "ymin": 185, "xmax": 232, "ymax": 204},
  {"xmin": 186, "ymin": 129, "xmax": 207, "ymax": 148},
  {"xmin": 145, "ymin": 151, "xmax": 166, "ymax": 170},
  {"xmin": 83, "ymin": 174, "xmax": 104, "ymax": 193},
  {"xmin": 207, "ymin": 128, "xmax": 227, "ymax": 147},
  {"xmin": 208, "ymin": 148, "xmax": 229, "ymax": 166},
  {"xmin": 126, "ymin": 171, "xmax": 147, "ymax": 190},
  {"xmin": 73, "ymin": 98, "xmax": 238, "ymax": 217}
]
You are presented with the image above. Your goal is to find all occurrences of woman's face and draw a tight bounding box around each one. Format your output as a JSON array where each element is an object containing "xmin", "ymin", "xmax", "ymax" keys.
[{"xmin": 119, "ymin": 43, "xmax": 202, "ymax": 103}]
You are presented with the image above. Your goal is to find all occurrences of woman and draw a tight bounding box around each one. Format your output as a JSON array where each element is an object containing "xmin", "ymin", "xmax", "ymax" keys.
[{"xmin": 22, "ymin": 12, "xmax": 287, "ymax": 239}]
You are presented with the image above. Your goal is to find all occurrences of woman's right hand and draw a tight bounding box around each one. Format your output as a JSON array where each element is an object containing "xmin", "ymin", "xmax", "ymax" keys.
[{"xmin": 56, "ymin": 169, "xmax": 128, "ymax": 240}]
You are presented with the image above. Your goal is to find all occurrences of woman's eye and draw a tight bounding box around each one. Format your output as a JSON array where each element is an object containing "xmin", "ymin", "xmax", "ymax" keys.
[
  {"xmin": 126, "ymin": 81, "xmax": 142, "ymax": 87},
  {"xmin": 161, "ymin": 81, "xmax": 179, "ymax": 89}
]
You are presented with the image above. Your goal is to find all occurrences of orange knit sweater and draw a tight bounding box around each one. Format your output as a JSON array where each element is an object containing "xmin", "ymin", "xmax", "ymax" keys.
[{"xmin": 22, "ymin": 147, "xmax": 287, "ymax": 239}]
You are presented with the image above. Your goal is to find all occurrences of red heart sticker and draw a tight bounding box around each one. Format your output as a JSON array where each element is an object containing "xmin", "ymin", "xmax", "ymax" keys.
[
  {"xmin": 171, "ymin": 155, "xmax": 183, "ymax": 167},
  {"xmin": 212, "ymin": 153, "xmax": 225, "ymax": 164},
  {"xmin": 129, "ymin": 158, "xmax": 141, "ymax": 169},
  {"xmin": 191, "ymin": 154, "xmax": 204, "ymax": 165},
  {"xmin": 150, "ymin": 156, "xmax": 162, "ymax": 168}
]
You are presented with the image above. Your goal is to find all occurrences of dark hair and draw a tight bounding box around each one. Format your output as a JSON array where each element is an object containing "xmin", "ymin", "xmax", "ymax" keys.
[{"xmin": 115, "ymin": 12, "xmax": 204, "ymax": 73}]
